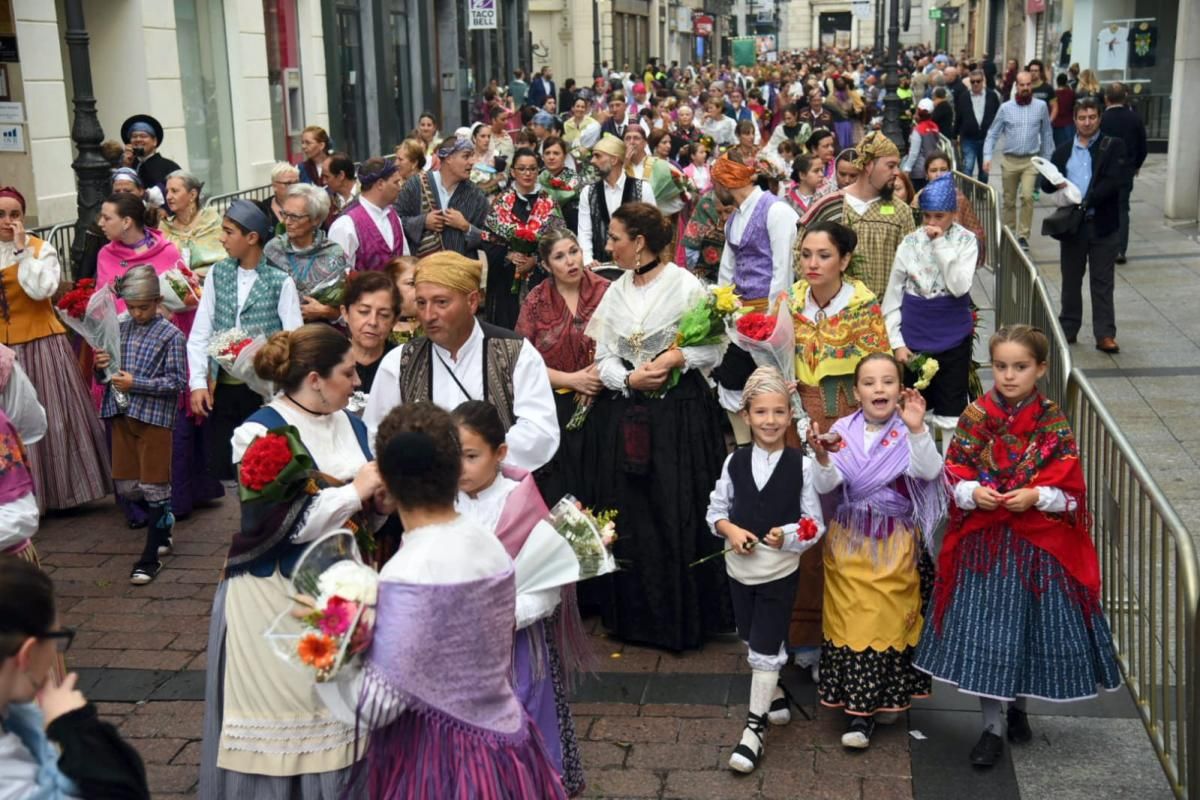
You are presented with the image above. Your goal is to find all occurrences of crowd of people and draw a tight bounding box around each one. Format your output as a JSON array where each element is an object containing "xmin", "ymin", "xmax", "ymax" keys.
[{"xmin": 0, "ymin": 42, "xmax": 1135, "ymax": 798}]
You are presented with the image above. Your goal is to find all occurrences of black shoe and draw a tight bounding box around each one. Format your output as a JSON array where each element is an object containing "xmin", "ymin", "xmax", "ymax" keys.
[
  {"xmin": 1006, "ymin": 707, "xmax": 1033, "ymax": 744},
  {"xmin": 130, "ymin": 560, "xmax": 162, "ymax": 585},
  {"xmin": 969, "ymin": 730, "xmax": 1004, "ymax": 767},
  {"xmin": 841, "ymin": 715, "xmax": 875, "ymax": 749},
  {"xmin": 1116, "ymin": 254, "xmax": 1127, "ymax": 265},
  {"xmin": 1018, "ymin": 237, "xmax": 1030, "ymax": 250},
  {"xmin": 1065, "ymin": 334, "xmax": 1078, "ymax": 344}
]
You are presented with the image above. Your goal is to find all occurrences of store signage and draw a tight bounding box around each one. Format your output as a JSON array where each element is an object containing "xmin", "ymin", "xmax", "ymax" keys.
[
  {"xmin": 928, "ymin": 7, "xmax": 941, "ymax": 18},
  {"xmin": 467, "ymin": 0, "xmax": 497, "ymax": 30},
  {"xmin": 0, "ymin": 124, "xmax": 24, "ymax": 153},
  {"xmin": 694, "ymin": 14, "xmax": 714, "ymax": 36}
]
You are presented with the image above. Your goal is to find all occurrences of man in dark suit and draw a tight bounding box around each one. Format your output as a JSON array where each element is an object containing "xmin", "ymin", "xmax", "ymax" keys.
[
  {"xmin": 954, "ymin": 69, "xmax": 1001, "ymax": 181},
  {"xmin": 1039, "ymin": 98, "xmax": 1127, "ymax": 353},
  {"xmin": 930, "ymin": 87, "xmax": 955, "ymax": 139},
  {"xmin": 526, "ymin": 66, "xmax": 556, "ymax": 111},
  {"xmin": 599, "ymin": 92, "xmax": 631, "ymax": 139},
  {"xmin": 1099, "ymin": 82, "xmax": 1148, "ymax": 264}
]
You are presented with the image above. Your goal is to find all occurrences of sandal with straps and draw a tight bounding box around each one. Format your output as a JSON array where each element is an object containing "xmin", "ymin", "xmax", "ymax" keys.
[
  {"xmin": 728, "ymin": 710, "xmax": 768, "ymax": 773},
  {"xmin": 769, "ymin": 681, "xmax": 813, "ymax": 724}
]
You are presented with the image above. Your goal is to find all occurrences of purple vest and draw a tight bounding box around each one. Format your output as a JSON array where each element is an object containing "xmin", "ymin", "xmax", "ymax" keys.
[
  {"xmin": 345, "ymin": 202, "xmax": 404, "ymax": 271},
  {"xmin": 726, "ymin": 191, "xmax": 777, "ymax": 301}
]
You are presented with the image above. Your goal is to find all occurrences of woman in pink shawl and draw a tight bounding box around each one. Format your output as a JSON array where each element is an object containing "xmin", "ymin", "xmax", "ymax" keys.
[{"xmin": 96, "ymin": 192, "xmax": 224, "ymax": 522}]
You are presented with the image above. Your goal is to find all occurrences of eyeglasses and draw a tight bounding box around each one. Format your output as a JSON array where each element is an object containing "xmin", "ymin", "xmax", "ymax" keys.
[
  {"xmin": 512, "ymin": 165, "xmax": 539, "ymax": 173},
  {"xmin": 281, "ymin": 211, "xmax": 309, "ymax": 223},
  {"xmin": 970, "ymin": 79, "xmax": 984, "ymax": 84},
  {"xmin": 40, "ymin": 628, "xmax": 75, "ymax": 653}
]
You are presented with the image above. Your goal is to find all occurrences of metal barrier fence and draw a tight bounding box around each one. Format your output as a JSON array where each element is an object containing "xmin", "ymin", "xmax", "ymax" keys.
[
  {"xmin": 30, "ymin": 222, "xmax": 76, "ymax": 268},
  {"xmin": 204, "ymin": 183, "xmax": 272, "ymax": 215},
  {"xmin": 982, "ymin": 175, "xmax": 1200, "ymax": 797},
  {"xmin": 1065, "ymin": 369, "xmax": 1198, "ymax": 799},
  {"xmin": 954, "ymin": 170, "xmax": 1001, "ymax": 273}
]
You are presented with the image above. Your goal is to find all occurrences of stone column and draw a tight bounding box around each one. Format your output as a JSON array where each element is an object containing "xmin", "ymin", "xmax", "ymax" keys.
[{"xmin": 1165, "ymin": 0, "xmax": 1200, "ymax": 223}]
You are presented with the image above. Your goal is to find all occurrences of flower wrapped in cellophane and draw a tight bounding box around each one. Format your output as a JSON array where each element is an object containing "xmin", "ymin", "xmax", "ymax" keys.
[
  {"xmin": 650, "ymin": 284, "xmax": 741, "ymax": 398},
  {"xmin": 726, "ymin": 293, "xmax": 809, "ymax": 433},
  {"xmin": 56, "ymin": 281, "xmax": 129, "ymax": 411},
  {"xmin": 547, "ymin": 495, "xmax": 618, "ymax": 581},
  {"xmin": 265, "ymin": 530, "xmax": 378, "ymax": 682},
  {"xmin": 158, "ymin": 265, "xmax": 202, "ymax": 312},
  {"xmin": 208, "ymin": 329, "xmax": 275, "ymax": 401}
]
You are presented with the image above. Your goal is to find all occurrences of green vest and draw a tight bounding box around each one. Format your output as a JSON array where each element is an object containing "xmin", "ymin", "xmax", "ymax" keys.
[{"xmin": 209, "ymin": 257, "xmax": 288, "ymax": 380}]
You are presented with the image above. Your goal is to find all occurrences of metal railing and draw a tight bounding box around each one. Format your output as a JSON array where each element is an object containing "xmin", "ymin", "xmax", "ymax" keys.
[
  {"xmin": 985, "ymin": 181, "xmax": 1200, "ymax": 796},
  {"xmin": 1064, "ymin": 369, "xmax": 1198, "ymax": 799},
  {"xmin": 203, "ymin": 183, "xmax": 272, "ymax": 215},
  {"xmin": 30, "ymin": 222, "xmax": 76, "ymax": 264},
  {"xmin": 954, "ymin": 170, "xmax": 1001, "ymax": 274}
]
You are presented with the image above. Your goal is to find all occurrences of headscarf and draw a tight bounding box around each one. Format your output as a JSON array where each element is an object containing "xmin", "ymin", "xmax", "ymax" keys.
[
  {"xmin": 532, "ymin": 111, "xmax": 556, "ymax": 128},
  {"xmin": 436, "ymin": 135, "xmax": 475, "ymax": 160},
  {"xmin": 128, "ymin": 121, "xmax": 156, "ymax": 138},
  {"xmin": 0, "ymin": 187, "xmax": 26, "ymax": 213},
  {"xmin": 711, "ymin": 154, "xmax": 757, "ymax": 190},
  {"xmin": 358, "ymin": 158, "xmax": 399, "ymax": 189},
  {"xmin": 919, "ymin": 175, "xmax": 958, "ymax": 212},
  {"xmin": 414, "ymin": 251, "xmax": 482, "ymax": 294},
  {"xmin": 592, "ymin": 133, "xmax": 626, "ymax": 160},
  {"xmin": 110, "ymin": 167, "xmax": 143, "ymax": 190},
  {"xmin": 852, "ymin": 131, "xmax": 900, "ymax": 169},
  {"xmin": 225, "ymin": 199, "xmax": 273, "ymax": 242}
]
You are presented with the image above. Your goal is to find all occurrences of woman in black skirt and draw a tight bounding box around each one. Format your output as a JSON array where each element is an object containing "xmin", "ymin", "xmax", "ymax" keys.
[{"xmin": 583, "ymin": 202, "xmax": 732, "ymax": 651}]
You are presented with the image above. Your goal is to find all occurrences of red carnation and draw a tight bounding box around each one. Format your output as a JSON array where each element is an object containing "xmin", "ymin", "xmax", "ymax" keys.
[
  {"xmin": 239, "ymin": 433, "xmax": 294, "ymax": 491},
  {"xmin": 736, "ymin": 311, "xmax": 776, "ymax": 341},
  {"xmin": 798, "ymin": 517, "xmax": 819, "ymax": 541},
  {"xmin": 702, "ymin": 246, "xmax": 720, "ymax": 264},
  {"xmin": 226, "ymin": 338, "xmax": 253, "ymax": 358},
  {"xmin": 515, "ymin": 227, "xmax": 538, "ymax": 242},
  {"xmin": 550, "ymin": 177, "xmax": 569, "ymax": 190}
]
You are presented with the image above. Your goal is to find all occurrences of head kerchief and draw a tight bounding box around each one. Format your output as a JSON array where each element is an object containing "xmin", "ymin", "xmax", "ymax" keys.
[
  {"xmin": 919, "ymin": 175, "xmax": 958, "ymax": 212},
  {"xmin": 593, "ymin": 133, "xmax": 626, "ymax": 160},
  {"xmin": 436, "ymin": 135, "xmax": 475, "ymax": 160},
  {"xmin": 225, "ymin": 199, "xmax": 272, "ymax": 242},
  {"xmin": 711, "ymin": 154, "xmax": 757, "ymax": 189},
  {"xmin": 359, "ymin": 158, "xmax": 399, "ymax": 189},
  {"xmin": 414, "ymin": 251, "xmax": 482, "ymax": 295},
  {"xmin": 110, "ymin": 167, "xmax": 143, "ymax": 189},
  {"xmin": 0, "ymin": 187, "xmax": 26, "ymax": 213},
  {"xmin": 853, "ymin": 131, "xmax": 900, "ymax": 169}
]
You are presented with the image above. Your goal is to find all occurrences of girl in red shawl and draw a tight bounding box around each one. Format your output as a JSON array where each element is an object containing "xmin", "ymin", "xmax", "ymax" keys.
[
  {"xmin": 515, "ymin": 228, "xmax": 608, "ymax": 507},
  {"xmin": 914, "ymin": 325, "xmax": 1120, "ymax": 768}
]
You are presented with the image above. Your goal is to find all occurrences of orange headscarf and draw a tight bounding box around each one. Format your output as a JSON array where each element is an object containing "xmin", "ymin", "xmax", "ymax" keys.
[{"xmin": 711, "ymin": 155, "xmax": 757, "ymax": 189}]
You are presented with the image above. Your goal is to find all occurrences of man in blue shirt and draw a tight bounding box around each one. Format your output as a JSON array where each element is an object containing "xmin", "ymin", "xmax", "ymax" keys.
[
  {"xmin": 1039, "ymin": 98, "xmax": 1127, "ymax": 353},
  {"xmin": 983, "ymin": 72, "xmax": 1054, "ymax": 249}
]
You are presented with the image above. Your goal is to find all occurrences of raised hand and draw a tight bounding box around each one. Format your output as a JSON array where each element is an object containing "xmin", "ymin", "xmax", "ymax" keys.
[
  {"xmin": 899, "ymin": 388, "xmax": 927, "ymax": 432},
  {"xmin": 805, "ymin": 421, "xmax": 831, "ymax": 465}
]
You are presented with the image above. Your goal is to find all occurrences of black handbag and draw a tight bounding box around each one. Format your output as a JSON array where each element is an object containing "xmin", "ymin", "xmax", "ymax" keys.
[{"xmin": 1041, "ymin": 204, "xmax": 1085, "ymax": 241}]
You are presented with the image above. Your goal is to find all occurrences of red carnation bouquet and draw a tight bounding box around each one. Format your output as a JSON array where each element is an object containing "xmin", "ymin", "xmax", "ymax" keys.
[
  {"xmin": 509, "ymin": 223, "xmax": 540, "ymax": 295},
  {"xmin": 237, "ymin": 426, "xmax": 314, "ymax": 502},
  {"xmin": 56, "ymin": 281, "xmax": 127, "ymax": 410},
  {"xmin": 208, "ymin": 329, "xmax": 274, "ymax": 401},
  {"xmin": 159, "ymin": 265, "xmax": 202, "ymax": 312},
  {"xmin": 726, "ymin": 293, "xmax": 807, "ymax": 429}
]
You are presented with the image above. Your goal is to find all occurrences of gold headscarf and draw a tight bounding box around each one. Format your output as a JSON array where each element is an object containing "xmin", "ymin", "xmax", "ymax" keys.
[
  {"xmin": 593, "ymin": 133, "xmax": 626, "ymax": 160},
  {"xmin": 711, "ymin": 154, "xmax": 757, "ymax": 189},
  {"xmin": 853, "ymin": 131, "xmax": 901, "ymax": 169},
  {"xmin": 414, "ymin": 251, "xmax": 482, "ymax": 294}
]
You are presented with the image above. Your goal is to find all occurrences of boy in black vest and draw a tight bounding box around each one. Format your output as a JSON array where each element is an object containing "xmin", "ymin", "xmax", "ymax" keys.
[{"xmin": 705, "ymin": 366, "xmax": 825, "ymax": 773}]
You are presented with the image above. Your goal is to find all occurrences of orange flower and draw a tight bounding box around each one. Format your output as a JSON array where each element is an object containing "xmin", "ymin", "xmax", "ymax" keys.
[{"xmin": 298, "ymin": 633, "xmax": 337, "ymax": 670}]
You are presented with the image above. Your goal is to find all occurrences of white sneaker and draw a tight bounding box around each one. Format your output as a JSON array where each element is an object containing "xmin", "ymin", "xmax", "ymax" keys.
[{"xmin": 840, "ymin": 716, "xmax": 875, "ymax": 749}]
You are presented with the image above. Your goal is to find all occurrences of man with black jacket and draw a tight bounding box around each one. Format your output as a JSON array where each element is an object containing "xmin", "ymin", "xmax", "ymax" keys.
[
  {"xmin": 1040, "ymin": 98, "xmax": 1127, "ymax": 353},
  {"xmin": 1099, "ymin": 82, "xmax": 1149, "ymax": 264},
  {"xmin": 955, "ymin": 69, "xmax": 1001, "ymax": 181}
]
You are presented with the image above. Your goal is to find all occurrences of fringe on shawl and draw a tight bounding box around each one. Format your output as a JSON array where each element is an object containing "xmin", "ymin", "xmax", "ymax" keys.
[
  {"xmin": 830, "ymin": 474, "xmax": 947, "ymax": 565},
  {"xmin": 550, "ymin": 585, "xmax": 594, "ymax": 689},
  {"xmin": 352, "ymin": 664, "xmax": 566, "ymax": 800}
]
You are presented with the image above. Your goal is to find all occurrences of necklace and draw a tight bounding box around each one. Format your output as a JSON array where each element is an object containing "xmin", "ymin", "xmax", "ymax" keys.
[
  {"xmin": 634, "ymin": 259, "xmax": 659, "ymax": 276},
  {"xmin": 285, "ymin": 394, "xmax": 326, "ymax": 416},
  {"xmin": 810, "ymin": 283, "xmax": 841, "ymax": 322}
]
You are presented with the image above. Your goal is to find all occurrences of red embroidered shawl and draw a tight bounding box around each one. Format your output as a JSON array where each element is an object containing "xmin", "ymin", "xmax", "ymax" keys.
[{"xmin": 515, "ymin": 270, "xmax": 609, "ymax": 373}]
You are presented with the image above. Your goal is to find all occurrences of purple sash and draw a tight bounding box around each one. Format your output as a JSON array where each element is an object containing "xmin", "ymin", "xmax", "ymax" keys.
[{"xmin": 900, "ymin": 292, "xmax": 973, "ymax": 354}]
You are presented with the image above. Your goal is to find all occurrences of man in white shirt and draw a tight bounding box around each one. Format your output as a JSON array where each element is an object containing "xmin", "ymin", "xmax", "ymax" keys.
[
  {"xmin": 363, "ymin": 252, "xmax": 559, "ymax": 471},
  {"xmin": 577, "ymin": 133, "xmax": 657, "ymax": 269},
  {"xmin": 711, "ymin": 152, "xmax": 799, "ymax": 442},
  {"xmin": 327, "ymin": 156, "xmax": 407, "ymax": 270}
]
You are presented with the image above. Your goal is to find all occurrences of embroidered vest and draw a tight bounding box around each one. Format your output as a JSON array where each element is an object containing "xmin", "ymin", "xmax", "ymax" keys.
[
  {"xmin": 397, "ymin": 323, "xmax": 523, "ymax": 430},
  {"xmin": 345, "ymin": 202, "xmax": 404, "ymax": 271},
  {"xmin": 728, "ymin": 446, "xmax": 804, "ymax": 535},
  {"xmin": 587, "ymin": 178, "xmax": 642, "ymax": 262},
  {"xmin": 726, "ymin": 192, "xmax": 777, "ymax": 301},
  {"xmin": 0, "ymin": 238, "xmax": 66, "ymax": 345},
  {"xmin": 209, "ymin": 258, "xmax": 288, "ymax": 379}
]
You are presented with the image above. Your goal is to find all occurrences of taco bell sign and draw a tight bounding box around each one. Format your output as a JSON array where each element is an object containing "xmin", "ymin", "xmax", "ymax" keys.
[{"xmin": 468, "ymin": 0, "xmax": 497, "ymax": 29}]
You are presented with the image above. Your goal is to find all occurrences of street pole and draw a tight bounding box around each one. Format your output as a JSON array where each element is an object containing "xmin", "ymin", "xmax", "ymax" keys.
[
  {"xmin": 593, "ymin": 0, "xmax": 602, "ymax": 78},
  {"xmin": 63, "ymin": 0, "xmax": 109, "ymax": 280},
  {"xmin": 880, "ymin": 0, "xmax": 903, "ymax": 147},
  {"xmin": 874, "ymin": 0, "xmax": 884, "ymax": 60}
]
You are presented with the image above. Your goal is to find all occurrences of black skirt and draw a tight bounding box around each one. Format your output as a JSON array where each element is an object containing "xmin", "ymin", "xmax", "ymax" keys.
[
  {"xmin": 586, "ymin": 370, "xmax": 734, "ymax": 651},
  {"xmin": 906, "ymin": 333, "xmax": 974, "ymax": 417},
  {"xmin": 534, "ymin": 390, "xmax": 602, "ymax": 510}
]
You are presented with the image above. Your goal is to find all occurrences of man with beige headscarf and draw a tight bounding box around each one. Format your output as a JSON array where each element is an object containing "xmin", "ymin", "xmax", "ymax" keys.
[
  {"xmin": 798, "ymin": 132, "xmax": 916, "ymax": 298},
  {"xmin": 363, "ymin": 251, "xmax": 559, "ymax": 470},
  {"xmin": 577, "ymin": 133, "xmax": 657, "ymax": 273}
]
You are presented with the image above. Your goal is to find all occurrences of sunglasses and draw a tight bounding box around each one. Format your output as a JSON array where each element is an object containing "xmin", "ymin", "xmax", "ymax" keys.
[{"xmin": 40, "ymin": 628, "xmax": 75, "ymax": 653}]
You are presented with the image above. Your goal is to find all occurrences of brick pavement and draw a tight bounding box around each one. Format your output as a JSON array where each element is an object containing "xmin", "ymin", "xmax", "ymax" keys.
[{"xmin": 35, "ymin": 494, "xmax": 915, "ymax": 799}]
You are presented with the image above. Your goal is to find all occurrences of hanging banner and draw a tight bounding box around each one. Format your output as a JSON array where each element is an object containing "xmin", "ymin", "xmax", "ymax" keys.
[
  {"xmin": 694, "ymin": 14, "xmax": 714, "ymax": 36},
  {"xmin": 467, "ymin": 0, "xmax": 497, "ymax": 30},
  {"xmin": 731, "ymin": 37, "xmax": 757, "ymax": 67},
  {"xmin": 852, "ymin": 1, "xmax": 873, "ymax": 21}
]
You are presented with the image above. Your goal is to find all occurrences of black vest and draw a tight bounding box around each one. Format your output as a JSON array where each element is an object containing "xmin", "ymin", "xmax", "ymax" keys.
[
  {"xmin": 728, "ymin": 446, "xmax": 805, "ymax": 536},
  {"xmin": 587, "ymin": 177, "xmax": 642, "ymax": 262}
]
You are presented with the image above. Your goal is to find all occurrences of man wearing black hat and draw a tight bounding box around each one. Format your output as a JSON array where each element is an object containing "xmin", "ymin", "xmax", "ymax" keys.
[{"xmin": 121, "ymin": 114, "xmax": 181, "ymax": 196}]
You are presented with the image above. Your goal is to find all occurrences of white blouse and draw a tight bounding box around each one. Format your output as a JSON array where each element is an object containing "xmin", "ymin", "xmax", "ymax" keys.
[
  {"xmin": 882, "ymin": 224, "xmax": 979, "ymax": 349},
  {"xmin": 0, "ymin": 239, "xmax": 61, "ymax": 301}
]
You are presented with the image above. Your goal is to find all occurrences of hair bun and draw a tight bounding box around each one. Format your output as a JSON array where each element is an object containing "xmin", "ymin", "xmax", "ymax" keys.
[
  {"xmin": 253, "ymin": 330, "xmax": 293, "ymax": 383},
  {"xmin": 380, "ymin": 431, "xmax": 437, "ymax": 478}
]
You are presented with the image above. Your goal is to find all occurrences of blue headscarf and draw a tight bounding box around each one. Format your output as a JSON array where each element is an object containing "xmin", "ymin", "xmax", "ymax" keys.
[
  {"xmin": 532, "ymin": 111, "xmax": 556, "ymax": 128},
  {"xmin": 919, "ymin": 175, "xmax": 958, "ymax": 212}
]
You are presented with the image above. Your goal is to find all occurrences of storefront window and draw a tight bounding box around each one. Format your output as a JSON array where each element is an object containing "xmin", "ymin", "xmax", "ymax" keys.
[
  {"xmin": 263, "ymin": 0, "xmax": 304, "ymax": 164},
  {"xmin": 174, "ymin": 0, "xmax": 237, "ymax": 195}
]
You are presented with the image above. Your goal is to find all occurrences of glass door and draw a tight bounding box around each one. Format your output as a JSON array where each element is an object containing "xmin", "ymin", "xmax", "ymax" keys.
[
  {"xmin": 335, "ymin": 5, "xmax": 368, "ymax": 159},
  {"xmin": 173, "ymin": 0, "xmax": 237, "ymax": 194},
  {"xmin": 382, "ymin": 1, "xmax": 414, "ymax": 146}
]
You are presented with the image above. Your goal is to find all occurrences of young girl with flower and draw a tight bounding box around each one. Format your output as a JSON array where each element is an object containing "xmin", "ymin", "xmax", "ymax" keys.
[
  {"xmin": 94, "ymin": 266, "xmax": 187, "ymax": 585},
  {"xmin": 882, "ymin": 175, "xmax": 979, "ymax": 430},
  {"xmin": 914, "ymin": 325, "xmax": 1121, "ymax": 767},
  {"xmin": 805, "ymin": 354, "xmax": 945, "ymax": 750},
  {"xmin": 452, "ymin": 400, "xmax": 587, "ymax": 796},
  {"xmin": 705, "ymin": 367, "xmax": 824, "ymax": 774}
]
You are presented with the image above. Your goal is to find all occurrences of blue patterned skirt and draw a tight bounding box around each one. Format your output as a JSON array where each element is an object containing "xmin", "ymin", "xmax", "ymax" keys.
[{"xmin": 914, "ymin": 529, "xmax": 1122, "ymax": 701}]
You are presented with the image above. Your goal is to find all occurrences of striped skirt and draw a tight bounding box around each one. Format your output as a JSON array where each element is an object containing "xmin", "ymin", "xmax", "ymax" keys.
[
  {"xmin": 14, "ymin": 334, "xmax": 111, "ymax": 512},
  {"xmin": 914, "ymin": 529, "xmax": 1122, "ymax": 701}
]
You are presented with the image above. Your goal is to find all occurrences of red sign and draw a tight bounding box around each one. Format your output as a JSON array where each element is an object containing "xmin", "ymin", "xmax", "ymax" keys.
[
  {"xmin": 1026, "ymin": 0, "xmax": 1045, "ymax": 12},
  {"xmin": 694, "ymin": 14, "xmax": 714, "ymax": 36}
]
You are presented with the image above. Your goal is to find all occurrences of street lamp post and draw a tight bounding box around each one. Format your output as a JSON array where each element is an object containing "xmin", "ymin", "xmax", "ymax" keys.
[
  {"xmin": 593, "ymin": 0, "xmax": 602, "ymax": 78},
  {"xmin": 63, "ymin": 0, "xmax": 109, "ymax": 280},
  {"xmin": 880, "ymin": 0, "xmax": 903, "ymax": 147},
  {"xmin": 874, "ymin": 0, "xmax": 885, "ymax": 60}
]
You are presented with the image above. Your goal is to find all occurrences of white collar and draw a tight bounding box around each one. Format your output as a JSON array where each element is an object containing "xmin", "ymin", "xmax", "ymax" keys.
[
  {"xmin": 465, "ymin": 474, "xmax": 518, "ymax": 507},
  {"xmin": 431, "ymin": 318, "xmax": 484, "ymax": 363},
  {"xmin": 736, "ymin": 187, "xmax": 764, "ymax": 215},
  {"xmin": 751, "ymin": 444, "xmax": 784, "ymax": 463},
  {"xmin": 359, "ymin": 195, "xmax": 389, "ymax": 218}
]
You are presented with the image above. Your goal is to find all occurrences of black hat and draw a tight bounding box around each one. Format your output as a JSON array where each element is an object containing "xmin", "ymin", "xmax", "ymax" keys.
[{"xmin": 120, "ymin": 114, "xmax": 165, "ymax": 145}]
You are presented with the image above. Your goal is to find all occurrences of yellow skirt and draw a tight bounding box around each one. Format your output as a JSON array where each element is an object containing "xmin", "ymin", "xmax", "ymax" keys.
[{"xmin": 822, "ymin": 520, "xmax": 924, "ymax": 653}]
